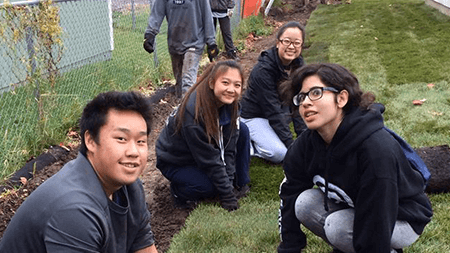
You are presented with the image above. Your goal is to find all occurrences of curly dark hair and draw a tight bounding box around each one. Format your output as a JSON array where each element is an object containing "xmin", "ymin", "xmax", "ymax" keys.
[{"xmin": 284, "ymin": 63, "xmax": 375, "ymax": 113}]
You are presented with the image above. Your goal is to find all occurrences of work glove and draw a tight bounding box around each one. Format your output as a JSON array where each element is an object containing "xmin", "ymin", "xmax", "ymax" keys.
[
  {"xmin": 207, "ymin": 44, "xmax": 219, "ymax": 62},
  {"xmin": 227, "ymin": 8, "xmax": 233, "ymax": 17},
  {"xmin": 220, "ymin": 192, "xmax": 239, "ymax": 211},
  {"xmin": 143, "ymin": 32, "xmax": 155, "ymax": 54}
]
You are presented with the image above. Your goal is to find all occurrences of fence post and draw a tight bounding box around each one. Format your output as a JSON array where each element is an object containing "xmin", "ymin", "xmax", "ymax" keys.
[
  {"xmin": 132, "ymin": 0, "xmax": 136, "ymax": 30},
  {"xmin": 26, "ymin": 26, "xmax": 41, "ymax": 120},
  {"xmin": 26, "ymin": 27, "xmax": 36, "ymax": 77}
]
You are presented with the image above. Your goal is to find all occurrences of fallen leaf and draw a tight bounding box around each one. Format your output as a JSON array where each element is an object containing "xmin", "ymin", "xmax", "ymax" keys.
[
  {"xmin": 412, "ymin": 99, "xmax": 426, "ymax": 105},
  {"xmin": 60, "ymin": 145, "xmax": 70, "ymax": 152},
  {"xmin": 428, "ymin": 110, "xmax": 443, "ymax": 116},
  {"xmin": 20, "ymin": 177, "xmax": 27, "ymax": 185},
  {"xmin": 68, "ymin": 130, "xmax": 78, "ymax": 137}
]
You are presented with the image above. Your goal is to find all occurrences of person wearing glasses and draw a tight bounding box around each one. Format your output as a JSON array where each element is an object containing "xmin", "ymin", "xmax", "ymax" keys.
[
  {"xmin": 277, "ymin": 63, "xmax": 433, "ymax": 253},
  {"xmin": 240, "ymin": 21, "xmax": 307, "ymax": 163}
]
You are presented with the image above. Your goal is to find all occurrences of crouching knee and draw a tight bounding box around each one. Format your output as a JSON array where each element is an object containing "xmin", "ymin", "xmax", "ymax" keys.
[{"xmin": 324, "ymin": 209, "xmax": 355, "ymax": 253}]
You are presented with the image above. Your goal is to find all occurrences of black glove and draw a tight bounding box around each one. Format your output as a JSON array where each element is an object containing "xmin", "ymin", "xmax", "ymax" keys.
[
  {"xmin": 143, "ymin": 32, "xmax": 155, "ymax": 54},
  {"xmin": 207, "ymin": 44, "xmax": 219, "ymax": 62},
  {"xmin": 220, "ymin": 192, "xmax": 239, "ymax": 211}
]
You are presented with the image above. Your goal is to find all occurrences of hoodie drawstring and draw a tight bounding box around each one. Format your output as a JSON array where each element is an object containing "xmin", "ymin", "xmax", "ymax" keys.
[
  {"xmin": 323, "ymin": 151, "xmax": 332, "ymax": 212},
  {"xmin": 324, "ymin": 177, "xmax": 329, "ymax": 212}
]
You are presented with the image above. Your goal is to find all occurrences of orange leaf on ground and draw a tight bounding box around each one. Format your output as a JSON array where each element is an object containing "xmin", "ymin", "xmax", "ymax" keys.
[{"xmin": 412, "ymin": 99, "xmax": 426, "ymax": 105}]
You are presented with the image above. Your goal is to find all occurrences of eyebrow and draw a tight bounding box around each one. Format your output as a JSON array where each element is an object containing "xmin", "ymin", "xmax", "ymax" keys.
[
  {"xmin": 220, "ymin": 76, "xmax": 242, "ymax": 84},
  {"xmin": 116, "ymin": 127, "xmax": 147, "ymax": 136},
  {"xmin": 300, "ymin": 86, "xmax": 324, "ymax": 93},
  {"xmin": 282, "ymin": 38, "xmax": 302, "ymax": 41}
]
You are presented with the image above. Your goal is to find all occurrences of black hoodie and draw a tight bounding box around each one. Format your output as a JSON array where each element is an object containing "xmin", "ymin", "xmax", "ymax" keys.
[
  {"xmin": 156, "ymin": 91, "xmax": 238, "ymax": 199},
  {"xmin": 278, "ymin": 105, "xmax": 433, "ymax": 253},
  {"xmin": 240, "ymin": 46, "xmax": 305, "ymax": 148}
]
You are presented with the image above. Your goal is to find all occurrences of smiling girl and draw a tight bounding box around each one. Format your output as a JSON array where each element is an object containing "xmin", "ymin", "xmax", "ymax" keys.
[
  {"xmin": 156, "ymin": 60, "xmax": 250, "ymax": 211},
  {"xmin": 240, "ymin": 21, "xmax": 307, "ymax": 164}
]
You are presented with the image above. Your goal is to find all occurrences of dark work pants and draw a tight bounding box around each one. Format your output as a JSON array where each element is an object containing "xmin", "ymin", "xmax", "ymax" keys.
[
  {"xmin": 213, "ymin": 16, "xmax": 235, "ymax": 53},
  {"xmin": 235, "ymin": 121, "xmax": 250, "ymax": 188},
  {"xmin": 162, "ymin": 121, "xmax": 251, "ymax": 201}
]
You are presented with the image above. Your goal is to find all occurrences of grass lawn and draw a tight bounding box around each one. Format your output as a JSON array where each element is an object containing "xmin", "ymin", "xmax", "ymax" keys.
[{"xmin": 0, "ymin": 8, "xmax": 173, "ymax": 178}]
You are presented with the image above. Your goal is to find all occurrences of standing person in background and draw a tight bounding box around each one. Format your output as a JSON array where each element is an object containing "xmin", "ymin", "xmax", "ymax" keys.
[
  {"xmin": 240, "ymin": 21, "xmax": 307, "ymax": 164},
  {"xmin": 143, "ymin": 0, "xmax": 219, "ymax": 98},
  {"xmin": 278, "ymin": 63, "xmax": 433, "ymax": 253},
  {"xmin": 210, "ymin": 0, "xmax": 240, "ymax": 60},
  {"xmin": 156, "ymin": 60, "xmax": 250, "ymax": 211},
  {"xmin": 0, "ymin": 91, "xmax": 158, "ymax": 253}
]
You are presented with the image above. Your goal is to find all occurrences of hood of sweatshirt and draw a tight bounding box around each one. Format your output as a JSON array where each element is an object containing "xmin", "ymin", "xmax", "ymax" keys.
[
  {"xmin": 310, "ymin": 104, "xmax": 385, "ymax": 210},
  {"xmin": 258, "ymin": 46, "xmax": 304, "ymax": 78}
]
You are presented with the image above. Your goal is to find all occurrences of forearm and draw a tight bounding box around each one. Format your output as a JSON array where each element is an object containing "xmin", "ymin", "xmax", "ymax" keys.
[
  {"xmin": 135, "ymin": 244, "xmax": 158, "ymax": 253},
  {"xmin": 354, "ymin": 180, "xmax": 397, "ymax": 252}
]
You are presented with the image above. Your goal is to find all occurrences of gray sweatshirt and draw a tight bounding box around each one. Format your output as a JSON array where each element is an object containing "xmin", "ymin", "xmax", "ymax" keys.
[{"xmin": 145, "ymin": 0, "xmax": 216, "ymax": 55}]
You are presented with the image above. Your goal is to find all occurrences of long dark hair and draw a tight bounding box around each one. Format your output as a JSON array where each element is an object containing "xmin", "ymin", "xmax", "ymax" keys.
[
  {"xmin": 288, "ymin": 63, "xmax": 376, "ymax": 112},
  {"xmin": 176, "ymin": 60, "xmax": 244, "ymax": 143}
]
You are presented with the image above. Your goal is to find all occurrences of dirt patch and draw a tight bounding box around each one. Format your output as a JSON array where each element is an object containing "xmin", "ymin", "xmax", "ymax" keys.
[
  {"xmin": 2, "ymin": 1, "xmax": 448, "ymax": 252},
  {"xmin": 416, "ymin": 145, "xmax": 450, "ymax": 193}
]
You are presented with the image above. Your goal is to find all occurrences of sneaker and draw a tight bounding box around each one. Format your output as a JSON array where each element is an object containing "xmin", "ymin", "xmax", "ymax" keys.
[
  {"xmin": 249, "ymin": 141, "xmax": 255, "ymax": 156},
  {"xmin": 234, "ymin": 185, "xmax": 250, "ymax": 199},
  {"xmin": 170, "ymin": 184, "xmax": 197, "ymax": 209},
  {"xmin": 173, "ymin": 197, "xmax": 197, "ymax": 209},
  {"xmin": 227, "ymin": 49, "xmax": 240, "ymax": 61}
]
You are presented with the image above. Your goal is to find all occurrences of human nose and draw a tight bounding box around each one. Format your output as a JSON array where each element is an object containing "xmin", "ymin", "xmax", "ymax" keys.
[
  {"xmin": 302, "ymin": 94, "xmax": 313, "ymax": 106},
  {"xmin": 126, "ymin": 142, "xmax": 140, "ymax": 157},
  {"xmin": 227, "ymin": 86, "xmax": 239, "ymax": 94}
]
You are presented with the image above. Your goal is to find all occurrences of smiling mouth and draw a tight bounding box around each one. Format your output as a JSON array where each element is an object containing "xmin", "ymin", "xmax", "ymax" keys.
[{"xmin": 121, "ymin": 162, "xmax": 139, "ymax": 168}]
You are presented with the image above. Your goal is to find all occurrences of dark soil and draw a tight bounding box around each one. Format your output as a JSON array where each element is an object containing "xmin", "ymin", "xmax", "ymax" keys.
[{"xmin": 1, "ymin": 1, "xmax": 449, "ymax": 252}]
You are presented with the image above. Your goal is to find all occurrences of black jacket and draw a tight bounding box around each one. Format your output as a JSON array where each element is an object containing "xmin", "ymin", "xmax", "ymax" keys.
[
  {"xmin": 210, "ymin": 0, "xmax": 235, "ymax": 13},
  {"xmin": 278, "ymin": 105, "xmax": 433, "ymax": 253},
  {"xmin": 240, "ymin": 46, "xmax": 305, "ymax": 147},
  {"xmin": 156, "ymin": 91, "xmax": 239, "ymax": 198}
]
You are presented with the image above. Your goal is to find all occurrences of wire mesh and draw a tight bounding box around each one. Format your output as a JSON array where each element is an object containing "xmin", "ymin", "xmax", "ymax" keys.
[{"xmin": 0, "ymin": 0, "xmax": 243, "ymax": 178}]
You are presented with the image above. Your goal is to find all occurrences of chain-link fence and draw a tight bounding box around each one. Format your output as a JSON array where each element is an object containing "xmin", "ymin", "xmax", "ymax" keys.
[{"xmin": 0, "ymin": 0, "xmax": 244, "ymax": 178}]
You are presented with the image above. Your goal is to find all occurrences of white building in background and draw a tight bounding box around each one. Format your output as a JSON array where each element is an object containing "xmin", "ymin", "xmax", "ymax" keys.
[{"xmin": 425, "ymin": 0, "xmax": 450, "ymax": 16}]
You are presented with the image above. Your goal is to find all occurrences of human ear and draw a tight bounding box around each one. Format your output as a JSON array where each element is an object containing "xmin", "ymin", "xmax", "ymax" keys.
[
  {"xmin": 85, "ymin": 130, "xmax": 96, "ymax": 153},
  {"xmin": 337, "ymin": 90, "xmax": 349, "ymax": 109}
]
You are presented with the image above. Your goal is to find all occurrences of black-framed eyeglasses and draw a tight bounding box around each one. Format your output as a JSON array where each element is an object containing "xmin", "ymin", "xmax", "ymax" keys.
[
  {"xmin": 293, "ymin": 87, "xmax": 339, "ymax": 106},
  {"xmin": 279, "ymin": 38, "xmax": 302, "ymax": 48}
]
